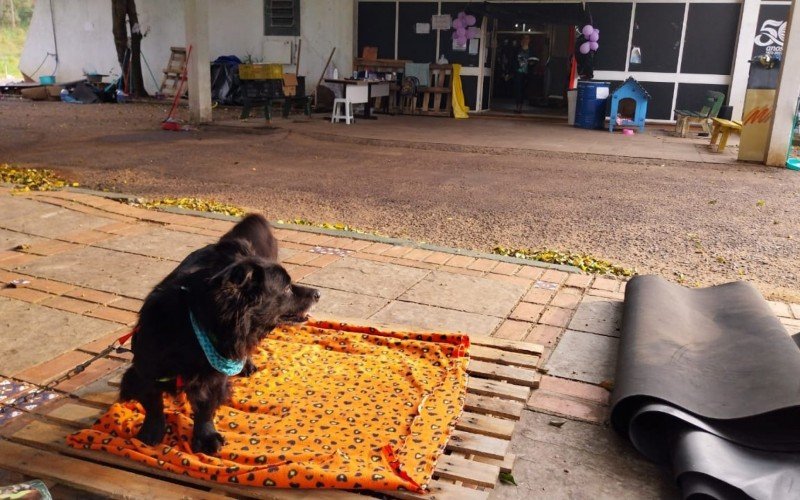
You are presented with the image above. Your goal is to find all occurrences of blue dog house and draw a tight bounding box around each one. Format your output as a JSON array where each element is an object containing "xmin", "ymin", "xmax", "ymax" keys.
[{"xmin": 609, "ymin": 77, "xmax": 651, "ymax": 132}]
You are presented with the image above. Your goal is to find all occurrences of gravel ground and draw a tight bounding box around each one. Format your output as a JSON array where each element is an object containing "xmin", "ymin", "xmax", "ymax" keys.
[{"xmin": 1, "ymin": 99, "xmax": 798, "ymax": 300}]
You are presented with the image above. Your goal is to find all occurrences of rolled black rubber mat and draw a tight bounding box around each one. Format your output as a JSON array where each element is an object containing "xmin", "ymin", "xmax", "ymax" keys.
[{"xmin": 611, "ymin": 275, "xmax": 800, "ymax": 499}]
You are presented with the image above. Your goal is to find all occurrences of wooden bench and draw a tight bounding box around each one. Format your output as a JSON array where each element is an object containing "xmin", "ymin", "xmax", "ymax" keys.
[{"xmin": 709, "ymin": 118, "xmax": 742, "ymax": 153}]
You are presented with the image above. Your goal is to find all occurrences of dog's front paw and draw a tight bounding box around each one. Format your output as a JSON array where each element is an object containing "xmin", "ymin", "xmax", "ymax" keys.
[
  {"xmin": 136, "ymin": 415, "xmax": 166, "ymax": 445},
  {"xmin": 239, "ymin": 357, "xmax": 258, "ymax": 377},
  {"xmin": 192, "ymin": 428, "xmax": 225, "ymax": 455}
]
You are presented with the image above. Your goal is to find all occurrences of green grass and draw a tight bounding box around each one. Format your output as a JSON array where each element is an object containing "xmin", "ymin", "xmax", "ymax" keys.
[{"xmin": 0, "ymin": 26, "xmax": 26, "ymax": 78}]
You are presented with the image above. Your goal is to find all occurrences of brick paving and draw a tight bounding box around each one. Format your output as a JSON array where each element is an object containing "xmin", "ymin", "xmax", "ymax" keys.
[{"xmin": 2, "ymin": 187, "xmax": 799, "ymax": 497}]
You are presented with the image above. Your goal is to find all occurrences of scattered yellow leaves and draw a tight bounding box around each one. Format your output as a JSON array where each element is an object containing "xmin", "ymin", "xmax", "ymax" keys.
[
  {"xmin": 0, "ymin": 164, "xmax": 79, "ymax": 192},
  {"xmin": 277, "ymin": 218, "xmax": 385, "ymax": 237},
  {"xmin": 493, "ymin": 247, "xmax": 635, "ymax": 277},
  {"xmin": 132, "ymin": 197, "xmax": 246, "ymax": 217}
]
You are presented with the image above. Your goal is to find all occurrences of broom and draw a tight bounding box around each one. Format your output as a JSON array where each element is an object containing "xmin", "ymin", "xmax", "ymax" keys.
[{"xmin": 162, "ymin": 45, "xmax": 193, "ymax": 131}]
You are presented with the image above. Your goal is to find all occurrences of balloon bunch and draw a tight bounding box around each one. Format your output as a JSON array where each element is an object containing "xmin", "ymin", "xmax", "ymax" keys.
[
  {"xmin": 452, "ymin": 12, "xmax": 479, "ymax": 47},
  {"xmin": 578, "ymin": 25, "xmax": 600, "ymax": 54}
]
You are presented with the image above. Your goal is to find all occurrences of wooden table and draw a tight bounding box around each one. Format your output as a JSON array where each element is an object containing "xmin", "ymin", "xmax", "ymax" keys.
[{"xmin": 324, "ymin": 79, "xmax": 391, "ymax": 119}]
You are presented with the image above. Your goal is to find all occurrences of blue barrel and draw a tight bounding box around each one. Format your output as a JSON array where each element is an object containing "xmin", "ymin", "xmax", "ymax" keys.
[{"xmin": 575, "ymin": 81, "xmax": 610, "ymax": 130}]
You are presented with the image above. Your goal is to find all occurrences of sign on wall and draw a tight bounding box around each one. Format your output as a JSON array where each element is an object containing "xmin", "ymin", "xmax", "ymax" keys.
[{"xmin": 752, "ymin": 4, "xmax": 790, "ymax": 59}]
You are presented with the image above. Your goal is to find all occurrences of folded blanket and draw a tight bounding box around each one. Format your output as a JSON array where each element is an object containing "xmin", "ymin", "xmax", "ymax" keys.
[{"xmin": 67, "ymin": 320, "xmax": 469, "ymax": 492}]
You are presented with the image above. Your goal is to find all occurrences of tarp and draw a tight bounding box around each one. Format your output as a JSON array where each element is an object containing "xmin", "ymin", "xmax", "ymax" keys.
[
  {"xmin": 68, "ymin": 321, "xmax": 469, "ymax": 492},
  {"xmin": 611, "ymin": 275, "xmax": 800, "ymax": 499},
  {"xmin": 452, "ymin": 64, "xmax": 469, "ymax": 119}
]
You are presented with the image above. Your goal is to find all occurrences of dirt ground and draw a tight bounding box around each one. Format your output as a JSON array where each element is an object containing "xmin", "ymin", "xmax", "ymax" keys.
[{"xmin": 1, "ymin": 99, "xmax": 798, "ymax": 300}]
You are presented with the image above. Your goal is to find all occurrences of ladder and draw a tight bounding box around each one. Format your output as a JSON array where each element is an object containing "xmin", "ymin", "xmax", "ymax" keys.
[{"xmin": 159, "ymin": 47, "xmax": 187, "ymax": 97}]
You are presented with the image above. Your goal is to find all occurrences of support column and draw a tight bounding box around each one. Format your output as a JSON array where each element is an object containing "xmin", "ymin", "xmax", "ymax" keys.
[
  {"xmin": 765, "ymin": 1, "xmax": 799, "ymax": 166},
  {"xmin": 185, "ymin": 0, "xmax": 212, "ymax": 123},
  {"xmin": 728, "ymin": 0, "xmax": 760, "ymax": 120}
]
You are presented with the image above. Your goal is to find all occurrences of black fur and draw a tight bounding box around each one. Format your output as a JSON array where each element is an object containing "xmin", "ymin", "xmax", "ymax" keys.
[{"xmin": 119, "ymin": 214, "xmax": 319, "ymax": 454}]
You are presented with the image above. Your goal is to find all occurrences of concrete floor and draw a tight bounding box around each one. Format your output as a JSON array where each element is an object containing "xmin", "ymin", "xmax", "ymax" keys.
[{"xmin": 216, "ymin": 112, "xmax": 740, "ymax": 165}]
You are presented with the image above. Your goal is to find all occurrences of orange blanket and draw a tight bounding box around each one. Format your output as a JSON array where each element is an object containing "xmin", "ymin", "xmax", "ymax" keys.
[{"xmin": 67, "ymin": 321, "xmax": 469, "ymax": 492}]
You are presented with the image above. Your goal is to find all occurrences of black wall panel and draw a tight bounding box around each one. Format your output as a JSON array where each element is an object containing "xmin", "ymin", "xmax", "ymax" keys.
[
  {"xmin": 630, "ymin": 3, "xmax": 685, "ymax": 73},
  {"xmin": 638, "ymin": 81, "xmax": 675, "ymax": 120},
  {"xmin": 461, "ymin": 75, "xmax": 478, "ymax": 109},
  {"xmin": 398, "ymin": 2, "xmax": 438, "ymax": 62},
  {"xmin": 681, "ymin": 3, "xmax": 740, "ymax": 75},
  {"xmin": 357, "ymin": 2, "xmax": 396, "ymax": 60},
  {"xmin": 587, "ymin": 3, "xmax": 632, "ymax": 72},
  {"xmin": 439, "ymin": 3, "xmax": 482, "ymax": 66},
  {"xmin": 675, "ymin": 83, "xmax": 730, "ymax": 113}
]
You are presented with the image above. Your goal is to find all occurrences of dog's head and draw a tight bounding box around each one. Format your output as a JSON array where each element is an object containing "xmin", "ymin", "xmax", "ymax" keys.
[{"xmin": 208, "ymin": 256, "xmax": 320, "ymax": 353}]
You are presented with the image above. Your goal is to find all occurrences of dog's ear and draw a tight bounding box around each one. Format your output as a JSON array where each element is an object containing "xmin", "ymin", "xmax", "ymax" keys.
[{"xmin": 215, "ymin": 260, "xmax": 265, "ymax": 300}]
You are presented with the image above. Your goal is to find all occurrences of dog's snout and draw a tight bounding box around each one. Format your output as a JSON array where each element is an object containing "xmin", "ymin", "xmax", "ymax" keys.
[{"xmin": 312, "ymin": 289, "xmax": 321, "ymax": 302}]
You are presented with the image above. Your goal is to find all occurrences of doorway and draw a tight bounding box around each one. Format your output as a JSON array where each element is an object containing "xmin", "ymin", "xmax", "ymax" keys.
[{"xmin": 488, "ymin": 22, "xmax": 574, "ymax": 116}]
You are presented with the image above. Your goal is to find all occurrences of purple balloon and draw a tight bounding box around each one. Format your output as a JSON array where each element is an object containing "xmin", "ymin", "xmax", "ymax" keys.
[
  {"xmin": 589, "ymin": 32, "xmax": 599, "ymax": 43},
  {"xmin": 452, "ymin": 18, "xmax": 463, "ymax": 30},
  {"xmin": 458, "ymin": 11, "xmax": 466, "ymax": 20},
  {"xmin": 582, "ymin": 25, "xmax": 594, "ymax": 38},
  {"xmin": 456, "ymin": 27, "xmax": 466, "ymax": 37},
  {"xmin": 465, "ymin": 15, "xmax": 477, "ymax": 26},
  {"xmin": 589, "ymin": 41, "xmax": 599, "ymax": 51},
  {"xmin": 579, "ymin": 41, "xmax": 591, "ymax": 54}
]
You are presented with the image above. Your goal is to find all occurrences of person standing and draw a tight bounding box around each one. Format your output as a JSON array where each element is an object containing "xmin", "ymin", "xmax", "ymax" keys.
[{"xmin": 513, "ymin": 35, "xmax": 533, "ymax": 113}]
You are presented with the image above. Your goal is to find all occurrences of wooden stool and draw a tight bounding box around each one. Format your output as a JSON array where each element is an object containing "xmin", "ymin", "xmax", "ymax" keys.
[{"xmin": 709, "ymin": 118, "xmax": 743, "ymax": 153}]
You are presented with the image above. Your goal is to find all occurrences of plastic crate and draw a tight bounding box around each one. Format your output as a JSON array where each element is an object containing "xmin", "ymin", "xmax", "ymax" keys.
[{"xmin": 239, "ymin": 63, "xmax": 283, "ymax": 80}]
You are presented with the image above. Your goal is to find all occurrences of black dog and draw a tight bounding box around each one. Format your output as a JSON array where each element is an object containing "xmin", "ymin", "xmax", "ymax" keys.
[{"xmin": 119, "ymin": 214, "xmax": 319, "ymax": 455}]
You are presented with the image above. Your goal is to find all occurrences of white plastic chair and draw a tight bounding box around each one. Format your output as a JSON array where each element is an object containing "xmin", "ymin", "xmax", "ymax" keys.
[{"xmin": 331, "ymin": 84, "xmax": 369, "ymax": 124}]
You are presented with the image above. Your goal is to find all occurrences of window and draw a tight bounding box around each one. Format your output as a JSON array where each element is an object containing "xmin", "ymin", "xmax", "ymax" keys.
[{"xmin": 265, "ymin": 0, "xmax": 300, "ymax": 36}]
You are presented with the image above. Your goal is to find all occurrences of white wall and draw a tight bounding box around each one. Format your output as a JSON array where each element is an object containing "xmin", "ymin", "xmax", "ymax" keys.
[{"xmin": 21, "ymin": 0, "xmax": 353, "ymax": 96}]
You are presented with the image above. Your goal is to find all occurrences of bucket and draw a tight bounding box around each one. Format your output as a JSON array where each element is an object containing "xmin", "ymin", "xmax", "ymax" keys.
[
  {"xmin": 575, "ymin": 81, "xmax": 610, "ymax": 130},
  {"xmin": 787, "ymin": 158, "xmax": 800, "ymax": 171},
  {"xmin": 39, "ymin": 75, "xmax": 55, "ymax": 85},
  {"xmin": 567, "ymin": 89, "xmax": 577, "ymax": 126}
]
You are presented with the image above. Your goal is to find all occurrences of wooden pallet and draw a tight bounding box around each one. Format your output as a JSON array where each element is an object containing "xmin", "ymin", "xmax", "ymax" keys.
[
  {"xmin": 159, "ymin": 46, "xmax": 188, "ymax": 97},
  {"xmin": 0, "ymin": 336, "xmax": 542, "ymax": 499}
]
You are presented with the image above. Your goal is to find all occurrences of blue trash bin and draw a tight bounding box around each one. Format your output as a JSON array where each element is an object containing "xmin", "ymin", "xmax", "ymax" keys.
[{"xmin": 575, "ymin": 81, "xmax": 610, "ymax": 130}]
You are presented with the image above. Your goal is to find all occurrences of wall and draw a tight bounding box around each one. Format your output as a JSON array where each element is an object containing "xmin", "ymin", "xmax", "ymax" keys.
[
  {"xmin": 355, "ymin": 0, "xmax": 753, "ymax": 118},
  {"xmin": 20, "ymin": 0, "xmax": 354, "ymax": 96}
]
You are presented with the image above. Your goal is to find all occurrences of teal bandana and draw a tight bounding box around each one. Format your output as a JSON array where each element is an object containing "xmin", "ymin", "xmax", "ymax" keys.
[{"xmin": 189, "ymin": 310, "xmax": 245, "ymax": 376}]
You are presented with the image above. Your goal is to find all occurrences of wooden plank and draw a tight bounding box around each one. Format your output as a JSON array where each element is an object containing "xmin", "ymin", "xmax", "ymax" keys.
[
  {"xmin": 434, "ymin": 454, "xmax": 499, "ymax": 488},
  {"xmin": 468, "ymin": 360, "xmax": 540, "ymax": 388},
  {"xmin": 386, "ymin": 479, "xmax": 489, "ymax": 500},
  {"xmin": 464, "ymin": 394, "xmax": 524, "ymax": 420},
  {"xmin": 473, "ymin": 453, "xmax": 516, "ymax": 474},
  {"xmin": 470, "ymin": 345, "xmax": 540, "ymax": 369},
  {"xmin": 470, "ymin": 336, "xmax": 544, "ymax": 356},
  {"xmin": 0, "ymin": 439, "xmax": 227, "ymax": 500},
  {"xmin": 445, "ymin": 430, "xmax": 508, "ymax": 460},
  {"xmin": 467, "ymin": 377, "xmax": 530, "ymax": 402},
  {"xmin": 455, "ymin": 411, "xmax": 515, "ymax": 440},
  {"xmin": 9, "ymin": 421, "xmax": 365, "ymax": 500},
  {"xmin": 43, "ymin": 402, "xmax": 104, "ymax": 427}
]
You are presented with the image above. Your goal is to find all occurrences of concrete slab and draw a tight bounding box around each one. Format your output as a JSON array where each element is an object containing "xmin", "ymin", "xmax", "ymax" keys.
[
  {"xmin": 0, "ymin": 228, "xmax": 44, "ymax": 251},
  {"xmin": 0, "ymin": 198, "xmax": 115, "ymax": 239},
  {"xmin": 96, "ymin": 227, "xmax": 215, "ymax": 262},
  {"xmin": 370, "ymin": 300, "xmax": 502, "ymax": 336},
  {"xmin": 400, "ymin": 271, "xmax": 528, "ymax": 317},
  {"xmin": 299, "ymin": 257, "xmax": 429, "ymax": 299},
  {"xmin": 546, "ymin": 330, "xmax": 619, "ymax": 384},
  {"xmin": 309, "ymin": 287, "xmax": 389, "ymax": 320},
  {"xmin": 489, "ymin": 410, "xmax": 676, "ymax": 500},
  {"xmin": 568, "ymin": 295, "xmax": 623, "ymax": 338},
  {"xmin": 0, "ymin": 297, "xmax": 119, "ymax": 375},
  {"xmin": 13, "ymin": 246, "xmax": 176, "ymax": 299}
]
